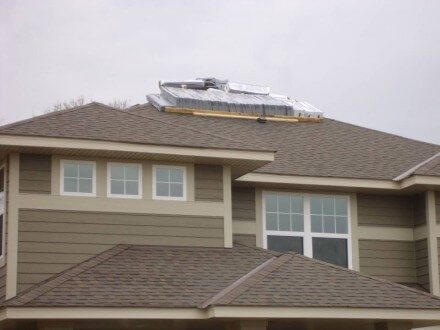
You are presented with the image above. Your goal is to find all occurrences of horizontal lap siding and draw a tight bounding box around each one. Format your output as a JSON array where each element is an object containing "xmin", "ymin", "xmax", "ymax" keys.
[
  {"xmin": 19, "ymin": 154, "xmax": 51, "ymax": 194},
  {"xmin": 0, "ymin": 266, "xmax": 5, "ymax": 302},
  {"xmin": 359, "ymin": 239, "xmax": 416, "ymax": 283},
  {"xmin": 357, "ymin": 194, "xmax": 414, "ymax": 227},
  {"xmin": 415, "ymin": 239, "xmax": 429, "ymax": 291},
  {"xmin": 232, "ymin": 187, "xmax": 255, "ymax": 222},
  {"xmin": 233, "ymin": 234, "xmax": 256, "ymax": 247},
  {"xmin": 413, "ymin": 193, "xmax": 426, "ymax": 226},
  {"xmin": 17, "ymin": 209, "xmax": 223, "ymax": 292},
  {"xmin": 194, "ymin": 165, "xmax": 223, "ymax": 202}
]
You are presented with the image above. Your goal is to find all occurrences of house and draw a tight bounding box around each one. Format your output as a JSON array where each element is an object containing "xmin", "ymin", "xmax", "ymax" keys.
[{"xmin": 0, "ymin": 78, "xmax": 439, "ymax": 330}]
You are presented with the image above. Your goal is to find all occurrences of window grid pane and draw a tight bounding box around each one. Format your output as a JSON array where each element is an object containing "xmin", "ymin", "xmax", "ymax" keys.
[
  {"xmin": 265, "ymin": 194, "xmax": 304, "ymax": 233},
  {"xmin": 155, "ymin": 167, "xmax": 184, "ymax": 198},
  {"xmin": 310, "ymin": 196, "xmax": 348, "ymax": 234},
  {"xmin": 110, "ymin": 164, "xmax": 140, "ymax": 196}
]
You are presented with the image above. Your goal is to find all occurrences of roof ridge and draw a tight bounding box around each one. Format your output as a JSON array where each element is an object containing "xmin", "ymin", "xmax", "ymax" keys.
[
  {"xmin": 102, "ymin": 103, "xmax": 273, "ymax": 150},
  {"xmin": 3, "ymin": 244, "xmax": 130, "ymax": 307},
  {"xmin": 291, "ymin": 252, "xmax": 440, "ymax": 302},
  {"xmin": 198, "ymin": 256, "xmax": 277, "ymax": 308},
  {"xmin": 393, "ymin": 151, "xmax": 440, "ymax": 181},
  {"xmin": 204, "ymin": 253, "xmax": 293, "ymax": 307}
]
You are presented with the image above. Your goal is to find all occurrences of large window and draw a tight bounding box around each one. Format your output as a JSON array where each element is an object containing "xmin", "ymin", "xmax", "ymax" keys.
[
  {"xmin": 0, "ymin": 166, "xmax": 5, "ymax": 261},
  {"xmin": 61, "ymin": 160, "xmax": 96, "ymax": 196},
  {"xmin": 153, "ymin": 165, "xmax": 186, "ymax": 200},
  {"xmin": 107, "ymin": 163, "xmax": 142, "ymax": 198},
  {"xmin": 263, "ymin": 192, "xmax": 351, "ymax": 268}
]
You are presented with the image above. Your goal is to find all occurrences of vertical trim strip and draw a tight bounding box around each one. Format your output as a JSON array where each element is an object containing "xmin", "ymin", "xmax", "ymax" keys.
[
  {"xmin": 223, "ymin": 165, "xmax": 232, "ymax": 248},
  {"xmin": 426, "ymin": 191, "xmax": 440, "ymax": 295},
  {"xmin": 350, "ymin": 193, "xmax": 360, "ymax": 271},
  {"xmin": 255, "ymin": 188, "xmax": 263, "ymax": 248},
  {"xmin": 6, "ymin": 153, "xmax": 19, "ymax": 299}
]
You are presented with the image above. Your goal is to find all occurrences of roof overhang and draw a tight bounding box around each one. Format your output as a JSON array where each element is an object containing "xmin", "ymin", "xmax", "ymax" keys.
[
  {"xmin": 0, "ymin": 135, "xmax": 275, "ymax": 178},
  {"xmin": 1, "ymin": 306, "xmax": 440, "ymax": 325},
  {"xmin": 235, "ymin": 173, "xmax": 440, "ymax": 193}
]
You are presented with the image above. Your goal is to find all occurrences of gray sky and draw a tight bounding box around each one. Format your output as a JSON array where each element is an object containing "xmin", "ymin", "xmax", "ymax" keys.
[{"xmin": 1, "ymin": 0, "xmax": 439, "ymax": 144}]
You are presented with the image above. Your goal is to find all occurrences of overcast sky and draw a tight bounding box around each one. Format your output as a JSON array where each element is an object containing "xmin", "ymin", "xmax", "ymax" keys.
[{"xmin": 1, "ymin": 0, "xmax": 439, "ymax": 144}]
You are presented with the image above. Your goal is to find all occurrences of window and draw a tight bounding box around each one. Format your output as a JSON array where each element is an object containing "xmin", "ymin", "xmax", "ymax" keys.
[
  {"xmin": 0, "ymin": 166, "xmax": 4, "ymax": 261},
  {"xmin": 107, "ymin": 163, "xmax": 142, "ymax": 198},
  {"xmin": 61, "ymin": 160, "xmax": 96, "ymax": 196},
  {"xmin": 153, "ymin": 165, "xmax": 186, "ymax": 200},
  {"xmin": 263, "ymin": 192, "xmax": 351, "ymax": 268}
]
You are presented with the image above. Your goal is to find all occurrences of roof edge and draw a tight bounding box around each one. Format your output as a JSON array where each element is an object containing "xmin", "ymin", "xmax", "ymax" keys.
[
  {"xmin": 393, "ymin": 152, "xmax": 440, "ymax": 181},
  {"xmin": 3, "ymin": 245, "xmax": 130, "ymax": 307}
]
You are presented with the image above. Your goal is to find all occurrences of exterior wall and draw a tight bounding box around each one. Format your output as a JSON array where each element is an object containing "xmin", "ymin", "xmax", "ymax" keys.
[
  {"xmin": 194, "ymin": 165, "xmax": 223, "ymax": 202},
  {"xmin": 415, "ymin": 239, "xmax": 429, "ymax": 291},
  {"xmin": 7, "ymin": 153, "xmax": 228, "ymax": 296},
  {"xmin": 359, "ymin": 239, "xmax": 416, "ymax": 283},
  {"xmin": 233, "ymin": 234, "xmax": 256, "ymax": 246},
  {"xmin": 357, "ymin": 194, "xmax": 415, "ymax": 227},
  {"xmin": 232, "ymin": 187, "xmax": 255, "ymax": 222},
  {"xmin": 413, "ymin": 193, "xmax": 426, "ymax": 226},
  {"xmin": 19, "ymin": 154, "xmax": 51, "ymax": 194},
  {"xmin": 0, "ymin": 157, "xmax": 8, "ymax": 302},
  {"xmin": 17, "ymin": 209, "xmax": 223, "ymax": 292}
]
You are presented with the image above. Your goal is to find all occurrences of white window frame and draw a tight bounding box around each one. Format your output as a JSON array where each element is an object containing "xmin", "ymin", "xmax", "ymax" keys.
[
  {"xmin": 60, "ymin": 160, "xmax": 97, "ymax": 197},
  {"xmin": 0, "ymin": 164, "xmax": 5, "ymax": 264},
  {"xmin": 107, "ymin": 162, "xmax": 142, "ymax": 199},
  {"xmin": 262, "ymin": 191, "xmax": 352, "ymax": 269},
  {"xmin": 152, "ymin": 165, "xmax": 187, "ymax": 201}
]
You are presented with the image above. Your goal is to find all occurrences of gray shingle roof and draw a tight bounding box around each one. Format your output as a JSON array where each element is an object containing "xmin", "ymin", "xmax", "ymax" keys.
[
  {"xmin": 0, "ymin": 103, "xmax": 272, "ymax": 152},
  {"xmin": 4, "ymin": 244, "xmax": 440, "ymax": 310},
  {"xmin": 128, "ymin": 104, "xmax": 440, "ymax": 180}
]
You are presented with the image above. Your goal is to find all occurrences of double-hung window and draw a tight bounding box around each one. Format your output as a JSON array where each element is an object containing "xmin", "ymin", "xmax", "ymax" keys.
[
  {"xmin": 107, "ymin": 163, "xmax": 142, "ymax": 198},
  {"xmin": 61, "ymin": 160, "xmax": 96, "ymax": 196},
  {"xmin": 153, "ymin": 165, "xmax": 186, "ymax": 200},
  {"xmin": 263, "ymin": 192, "xmax": 351, "ymax": 268}
]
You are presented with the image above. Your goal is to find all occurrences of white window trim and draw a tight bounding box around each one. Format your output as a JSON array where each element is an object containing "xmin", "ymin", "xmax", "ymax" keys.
[
  {"xmin": 60, "ymin": 160, "xmax": 97, "ymax": 197},
  {"xmin": 152, "ymin": 165, "xmax": 187, "ymax": 201},
  {"xmin": 262, "ymin": 191, "xmax": 352, "ymax": 269},
  {"xmin": 0, "ymin": 164, "xmax": 5, "ymax": 264},
  {"xmin": 107, "ymin": 162, "xmax": 142, "ymax": 199}
]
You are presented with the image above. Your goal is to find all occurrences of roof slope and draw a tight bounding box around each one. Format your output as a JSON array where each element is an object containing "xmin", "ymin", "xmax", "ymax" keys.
[
  {"xmin": 129, "ymin": 104, "xmax": 440, "ymax": 180},
  {"xmin": 4, "ymin": 244, "xmax": 440, "ymax": 310},
  {"xmin": 0, "ymin": 103, "xmax": 271, "ymax": 152}
]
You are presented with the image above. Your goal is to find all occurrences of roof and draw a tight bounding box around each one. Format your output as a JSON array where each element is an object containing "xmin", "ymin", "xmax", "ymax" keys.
[
  {"xmin": 128, "ymin": 104, "xmax": 440, "ymax": 180},
  {"xmin": 0, "ymin": 103, "xmax": 271, "ymax": 152},
  {"xmin": 5, "ymin": 243, "xmax": 440, "ymax": 310},
  {"xmin": 1, "ymin": 102, "xmax": 439, "ymax": 180}
]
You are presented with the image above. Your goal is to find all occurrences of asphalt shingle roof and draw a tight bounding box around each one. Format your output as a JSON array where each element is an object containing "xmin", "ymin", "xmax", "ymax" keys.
[
  {"xmin": 5, "ymin": 244, "xmax": 440, "ymax": 310},
  {"xmin": 129, "ymin": 104, "xmax": 440, "ymax": 180},
  {"xmin": 0, "ymin": 103, "xmax": 271, "ymax": 152}
]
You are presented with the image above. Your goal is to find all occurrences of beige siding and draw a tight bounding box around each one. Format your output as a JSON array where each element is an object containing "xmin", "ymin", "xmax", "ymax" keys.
[
  {"xmin": 413, "ymin": 193, "xmax": 426, "ymax": 226},
  {"xmin": 232, "ymin": 187, "xmax": 255, "ymax": 222},
  {"xmin": 359, "ymin": 239, "xmax": 416, "ymax": 283},
  {"xmin": 0, "ymin": 265, "xmax": 5, "ymax": 302},
  {"xmin": 436, "ymin": 191, "xmax": 440, "ymax": 222},
  {"xmin": 357, "ymin": 194, "xmax": 414, "ymax": 227},
  {"xmin": 233, "ymin": 234, "xmax": 256, "ymax": 247},
  {"xmin": 415, "ymin": 239, "xmax": 429, "ymax": 291},
  {"xmin": 19, "ymin": 154, "xmax": 51, "ymax": 194},
  {"xmin": 438, "ymin": 238, "xmax": 440, "ymax": 287},
  {"xmin": 194, "ymin": 165, "xmax": 223, "ymax": 202},
  {"xmin": 17, "ymin": 209, "xmax": 223, "ymax": 292}
]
